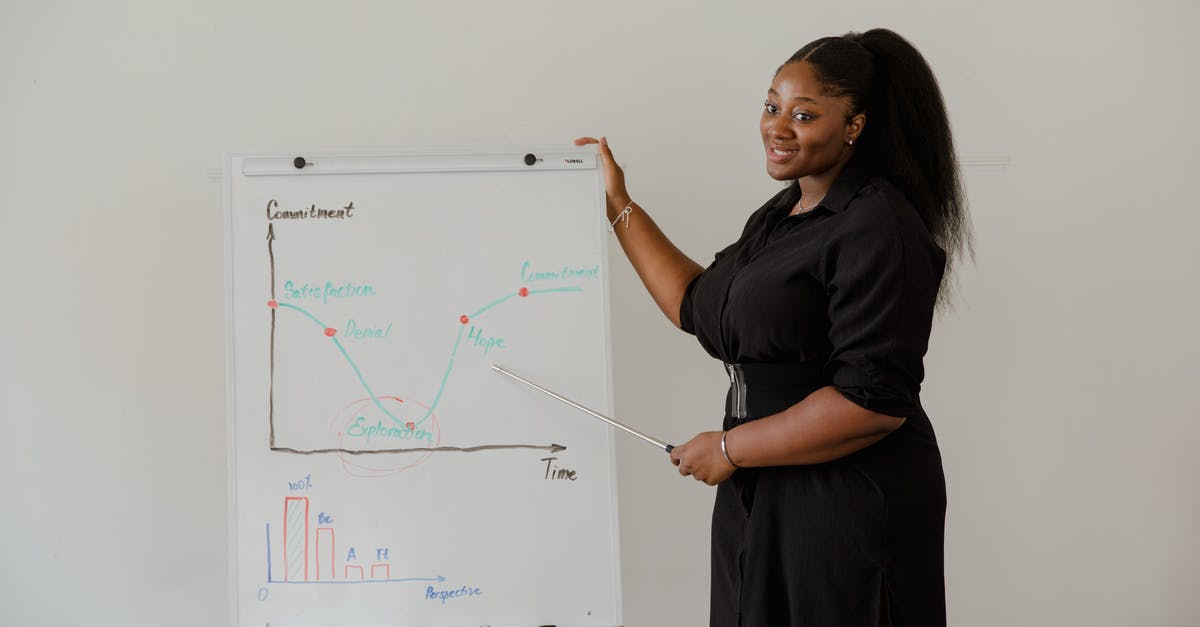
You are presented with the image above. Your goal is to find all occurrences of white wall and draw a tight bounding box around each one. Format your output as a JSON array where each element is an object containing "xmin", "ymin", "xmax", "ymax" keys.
[{"xmin": 2, "ymin": 1, "xmax": 1197, "ymax": 625}]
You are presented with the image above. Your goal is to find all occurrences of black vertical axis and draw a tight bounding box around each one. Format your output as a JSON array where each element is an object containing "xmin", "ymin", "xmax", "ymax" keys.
[
  {"xmin": 267, "ymin": 223, "xmax": 277, "ymax": 448},
  {"xmin": 260, "ymin": 218, "xmax": 567, "ymax": 456}
]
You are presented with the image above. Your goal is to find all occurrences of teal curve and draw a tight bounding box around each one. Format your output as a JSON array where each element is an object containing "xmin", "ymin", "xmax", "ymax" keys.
[{"xmin": 275, "ymin": 286, "xmax": 585, "ymax": 431}]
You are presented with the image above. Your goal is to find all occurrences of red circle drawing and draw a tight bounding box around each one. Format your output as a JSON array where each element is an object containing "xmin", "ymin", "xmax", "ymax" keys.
[{"xmin": 330, "ymin": 395, "xmax": 442, "ymax": 478}]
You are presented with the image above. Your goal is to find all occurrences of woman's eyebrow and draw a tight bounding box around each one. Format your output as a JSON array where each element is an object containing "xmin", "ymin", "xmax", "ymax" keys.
[{"xmin": 767, "ymin": 88, "xmax": 819, "ymax": 104}]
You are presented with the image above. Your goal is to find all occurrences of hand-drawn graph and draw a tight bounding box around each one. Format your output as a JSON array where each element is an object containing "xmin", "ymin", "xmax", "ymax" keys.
[
  {"xmin": 265, "ymin": 495, "xmax": 445, "ymax": 586},
  {"xmin": 264, "ymin": 221, "xmax": 591, "ymax": 476},
  {"xmin": 228, "ymin": 152, "xmax": 621, "ymax": 625}
]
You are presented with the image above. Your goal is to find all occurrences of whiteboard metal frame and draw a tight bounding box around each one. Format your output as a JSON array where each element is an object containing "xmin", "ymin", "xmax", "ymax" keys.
[{"xmin": 223, "ymin": 145, "xmax": 621, "ymax": 626}]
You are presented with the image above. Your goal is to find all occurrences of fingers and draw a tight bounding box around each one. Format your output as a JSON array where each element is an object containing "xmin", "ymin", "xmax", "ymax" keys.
[
  {"xmin": 674, "ymin": 454, "xmax": 698, "ymax": 479},
  {"xmin": 679, "ymin": 466, "xmax": 722, "ymax": 485},
  {"xmin": 573, "ymin": 136, "xmax": 616, "ymax": 161},
  {"xmin": 670, "ymin": 448, "xmax": 690, "ymax": 476},
  {"xmin": 598, "ymin": 136, "xmax": 615, "ymax": 160},
  {"xmin": 667, "ymin": 433, "xmax": 732, "ymax": 485}
]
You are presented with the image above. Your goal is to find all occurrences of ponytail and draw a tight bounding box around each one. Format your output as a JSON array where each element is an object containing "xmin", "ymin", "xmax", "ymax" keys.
[{"xmin": 785, "ymin": 29, "xmax": 972, "ymax": 287}]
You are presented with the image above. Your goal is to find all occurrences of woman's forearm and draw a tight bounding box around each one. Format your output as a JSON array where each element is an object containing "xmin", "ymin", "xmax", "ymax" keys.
[
  {"xmin": 608, "ymin": 197, "xmax": 703, "ymax": 329},
  {"xmin": 723, "ymin": 387, "xmax": 906, "ymax": 467}
]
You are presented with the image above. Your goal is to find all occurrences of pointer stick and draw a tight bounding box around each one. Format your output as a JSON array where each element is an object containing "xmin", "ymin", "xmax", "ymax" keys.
[{"xmin": 491, "ymin": 364, "xmax": 674, "ymax": 453}]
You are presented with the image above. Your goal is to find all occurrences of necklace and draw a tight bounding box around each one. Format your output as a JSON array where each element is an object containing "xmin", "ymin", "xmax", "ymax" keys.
[{"xmin": 792, "ymin": 197, "xmax": 822, "ymax": 215}]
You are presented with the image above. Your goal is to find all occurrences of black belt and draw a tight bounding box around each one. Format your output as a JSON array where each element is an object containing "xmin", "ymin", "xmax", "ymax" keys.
[{"xmin": 723, "ymin": 362, "xmax": 824, "ymax": 427}]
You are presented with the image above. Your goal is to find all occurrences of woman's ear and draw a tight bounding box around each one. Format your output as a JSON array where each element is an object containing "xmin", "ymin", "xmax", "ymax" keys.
[{"xmin": 846, "ymin": 112, "xmax": 866, "ymax": 144}]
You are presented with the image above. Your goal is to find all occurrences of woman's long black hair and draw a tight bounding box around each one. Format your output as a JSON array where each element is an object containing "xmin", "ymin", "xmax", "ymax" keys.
[{"xmin": 786, "ymin": 29, "xmax": 972, "ymax": 290}]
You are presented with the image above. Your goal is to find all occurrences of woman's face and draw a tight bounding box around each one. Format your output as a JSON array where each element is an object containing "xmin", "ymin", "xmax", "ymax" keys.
[{"xmin": 760, "ymin": 61, "xmax": 864, "ymax": 181}]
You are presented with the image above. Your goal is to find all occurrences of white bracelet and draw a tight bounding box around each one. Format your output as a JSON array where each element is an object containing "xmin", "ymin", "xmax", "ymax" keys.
[
  {"xmin": 608, "ymin": 201, "xmax": 633, "ymax": 232},
  {"xmin": 721, "ymin": 430, "xmax": 740, "ymax": 469}
]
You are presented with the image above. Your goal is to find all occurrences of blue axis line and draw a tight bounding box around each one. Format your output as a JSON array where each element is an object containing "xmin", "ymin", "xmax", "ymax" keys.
[
  {"xmin": 264, "ymin": 523, "xmax": 442, "ymax": 585},
  {"xmin": 275, "ymin": 287, "xmax": 583, "ymax": 430},
  {"xmin": 269, "ymin": 578, "xmax": 446, "ymax": 585},
  {"xmin": 266, "ymin": 522, "xmax": 272, "ymax": 582}
]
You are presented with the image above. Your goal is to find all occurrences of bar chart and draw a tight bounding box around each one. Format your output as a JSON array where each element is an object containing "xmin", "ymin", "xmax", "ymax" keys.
[{"xmin": 266, "ymin": 496, "xmax": 443, "ymax": 585}]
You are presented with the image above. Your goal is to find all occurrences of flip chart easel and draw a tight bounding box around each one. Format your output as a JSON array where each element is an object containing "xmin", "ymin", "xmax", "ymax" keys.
[{"xmin": 224, "ymin": 147, "xmax": 621, "ymax": 626}]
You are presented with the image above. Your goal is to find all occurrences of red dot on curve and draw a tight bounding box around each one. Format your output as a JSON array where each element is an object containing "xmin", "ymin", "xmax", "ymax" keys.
[
  {"xmin": 459, "ymin": 315, "xmax": 469, "ymax": 324},
  {"xmin": 518, "ymin": 287, "xmax": 529, "ymax": 297},
  {"xmin": 324, "ymin": 327, "xmax": 337, "ymax": 337}
]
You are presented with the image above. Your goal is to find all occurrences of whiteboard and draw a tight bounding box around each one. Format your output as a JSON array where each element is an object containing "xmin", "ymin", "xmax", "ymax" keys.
[{"xmin": 224, "ymin": 148, "xmax": 621, "ymax": 626}]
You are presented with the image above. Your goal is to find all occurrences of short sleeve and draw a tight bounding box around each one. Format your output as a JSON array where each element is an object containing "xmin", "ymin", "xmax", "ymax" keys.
[
  {"xmin": 679, "ymin": 272, "xmax": 701, "ymax": 335},
  {"xmin": 821, "ymin": 193, "xmax": 944, "ymax": 418},
  {"xmin": 679, "ymin": 183, "xmax": 799, "ymax": 342},
  {"xmin": 678, "ymin": 241, "xmax": 734, "ymax": 336}
]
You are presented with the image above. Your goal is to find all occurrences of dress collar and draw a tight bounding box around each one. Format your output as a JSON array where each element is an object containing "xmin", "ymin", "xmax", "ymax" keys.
[{"xmin": 777, "ymin": 156, "xmax": 872, "ymax": 215}]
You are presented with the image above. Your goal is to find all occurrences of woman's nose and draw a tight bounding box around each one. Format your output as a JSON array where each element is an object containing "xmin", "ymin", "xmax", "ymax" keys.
[{"xmin": 767, "ymin": 115, "xmax": 793, "ymax": 139}]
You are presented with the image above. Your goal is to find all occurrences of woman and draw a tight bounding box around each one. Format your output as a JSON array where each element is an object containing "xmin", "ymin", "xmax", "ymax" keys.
[{"xmin": 577, "ymin": 28, "xmax": 968, "ymax": 627}]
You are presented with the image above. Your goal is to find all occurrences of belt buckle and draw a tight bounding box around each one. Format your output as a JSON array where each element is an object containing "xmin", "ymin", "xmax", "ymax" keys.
[{"xmin": 724, "ymin": 362, "xmax": 748, "ymax": 423}]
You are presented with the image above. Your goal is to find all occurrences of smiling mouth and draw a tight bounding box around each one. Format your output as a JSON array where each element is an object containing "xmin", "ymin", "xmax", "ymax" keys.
[{"xmin": 768, "ymin": 146, "xmax": 799, "ymax": 161}]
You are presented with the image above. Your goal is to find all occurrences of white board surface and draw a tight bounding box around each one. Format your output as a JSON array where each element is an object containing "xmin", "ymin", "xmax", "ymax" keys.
[{"xmin": 224, "ymin": 147, "xmax": 621, "ymax": 626}]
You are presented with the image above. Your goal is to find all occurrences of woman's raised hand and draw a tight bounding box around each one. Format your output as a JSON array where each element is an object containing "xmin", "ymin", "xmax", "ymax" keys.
[
  {"xmin": 574, "ymin": 135, "xmax": 703, "ymax": 329},
  {"xmin": 574, "ymin": 136, "xmax": 631, "ymax": 213}
]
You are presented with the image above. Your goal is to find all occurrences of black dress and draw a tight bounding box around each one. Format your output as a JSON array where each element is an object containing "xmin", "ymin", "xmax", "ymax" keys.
[{"xmin": 679, "ymin": 158, "xmax": 948, "ymax": 627}]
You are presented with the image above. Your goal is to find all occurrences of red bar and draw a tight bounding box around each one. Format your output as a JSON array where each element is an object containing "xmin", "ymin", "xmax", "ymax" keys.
[
  {"xmin": 283, "ymin": 497, "xmax": 310, "ymax": 582},
  {"xmin": 315, "ymin": 528, "xmax": 335, "ymax": 581},
  {"xmin": 370, "ymin": 563, "xmax": 391, "ymax": 580}
]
